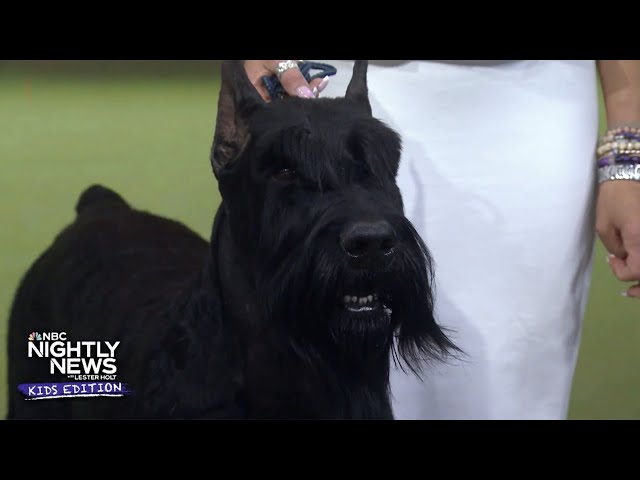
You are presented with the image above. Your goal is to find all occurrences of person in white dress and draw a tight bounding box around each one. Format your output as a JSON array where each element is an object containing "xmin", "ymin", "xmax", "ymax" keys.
[{"xmin": 242, "ymin": 60, "xmax": 640, "ymax": 420}]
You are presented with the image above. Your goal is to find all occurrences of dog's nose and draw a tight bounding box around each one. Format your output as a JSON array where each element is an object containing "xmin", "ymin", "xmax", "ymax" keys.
[{"xmin": 340, "ymin": 221, "xmax": 396, "ymax": 264}]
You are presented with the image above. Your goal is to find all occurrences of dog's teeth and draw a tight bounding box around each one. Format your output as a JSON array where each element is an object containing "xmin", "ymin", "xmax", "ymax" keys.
[{"xmin": 343, "ymin": 293, "xmax": 383, "ymax": 309}]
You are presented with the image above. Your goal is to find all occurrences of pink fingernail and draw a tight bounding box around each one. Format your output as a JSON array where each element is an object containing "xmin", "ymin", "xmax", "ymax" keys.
[
  {"xmin": 312, "ymin": 86, "xmax": 319, "ymax": 97},
  {"xmin": 317, "ymin": 76, "xmax": 330, "ymax": 93},
  {"xmin": 606, "ymin": 253, "xmax": 615, "ymax": 263},
  {"xmin": 296, "ymin": 86, "xmax": 314, "ymax": 99}
]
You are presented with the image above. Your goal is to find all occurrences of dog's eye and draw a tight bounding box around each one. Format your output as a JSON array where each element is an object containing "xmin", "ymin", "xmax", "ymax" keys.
[{"xmin": 272, "ymin": 168, "xmax": 298, "ymax": 182}]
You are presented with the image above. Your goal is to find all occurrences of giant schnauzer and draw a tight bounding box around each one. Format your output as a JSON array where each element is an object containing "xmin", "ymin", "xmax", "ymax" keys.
[{"xmin": 7, "ymin": 60, "xmax": 457, "ymax": 419}]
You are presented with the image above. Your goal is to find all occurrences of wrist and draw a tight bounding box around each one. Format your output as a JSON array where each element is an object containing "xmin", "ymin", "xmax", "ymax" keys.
[{"xmin": 605, "ymin": 97, "xmax": 640, "ymax": 129}]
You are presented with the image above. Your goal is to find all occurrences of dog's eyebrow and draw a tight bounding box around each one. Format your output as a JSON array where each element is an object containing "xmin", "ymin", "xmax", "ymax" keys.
[
  {"xmin": 259, "ymin": 126, "xmax": 344, "ymax": 191},
  {"xmin": 259, "ymin": 126, "xmax": 309, "ymax": 168},
  {"xmin": 346, "ymin": 121, "xmax": 402, "ymax": 182}
]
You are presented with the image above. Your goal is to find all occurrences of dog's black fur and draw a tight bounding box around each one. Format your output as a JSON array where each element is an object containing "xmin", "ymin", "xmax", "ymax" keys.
[{"xmin": 7, "ymin": 60, "xmax": 458, "ymax": 419}]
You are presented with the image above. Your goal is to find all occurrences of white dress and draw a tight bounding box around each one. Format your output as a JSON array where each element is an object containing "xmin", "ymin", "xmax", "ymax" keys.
[{"xmin": 319, "ymin": 60, "xmax": 599, "ymax": 419}]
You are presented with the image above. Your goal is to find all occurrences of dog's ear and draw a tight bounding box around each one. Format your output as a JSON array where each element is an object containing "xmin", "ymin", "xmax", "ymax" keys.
[
  {"xmin": 211, "ymin": 60, "xmax": 265, "ymax": 178},
  {"xmin": 345, "ymin": 60, "xmax": 371, "ymax": 115}
]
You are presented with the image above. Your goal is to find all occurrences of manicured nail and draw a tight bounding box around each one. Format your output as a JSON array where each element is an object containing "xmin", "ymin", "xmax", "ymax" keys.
[
  {"xmin": 312, "ymin": 86, "xmax": 319, "ymax": 97},
  {"xmin": 621, "ymin": 291, "xmax": 632, "ymax": 297},
  {"xmin": 295, "ymin": 86, "xmax": 314, "ymax": 99},
  {"xmin": 606, "ymin": 253, "xmax": 616, "ymax": 264},
  {"xmin": 317, "ymin": 76, "xmax": 330, "ymax": 93}
]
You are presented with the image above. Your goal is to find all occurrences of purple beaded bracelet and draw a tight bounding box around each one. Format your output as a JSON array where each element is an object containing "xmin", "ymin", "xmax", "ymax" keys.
[{"xmin": 597, "ymin": 126, "xmax": 640, "ymax": 167}]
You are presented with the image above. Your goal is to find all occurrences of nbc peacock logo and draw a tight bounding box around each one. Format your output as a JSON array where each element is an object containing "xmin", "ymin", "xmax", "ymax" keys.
[{"xmin": 28, "ymin": 332, "xmax": 42, "ymax": 341}]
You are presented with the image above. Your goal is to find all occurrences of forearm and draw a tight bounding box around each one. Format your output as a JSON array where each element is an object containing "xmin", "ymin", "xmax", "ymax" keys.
[{"xmin": 597, "ymin": 60, "xmax": 640, "ymax": 128}]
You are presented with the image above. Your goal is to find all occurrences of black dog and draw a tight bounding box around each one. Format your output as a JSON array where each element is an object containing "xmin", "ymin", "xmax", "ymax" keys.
[{"xmin": 7, "ymin": 60, "xmax": 457, "ymax": 419}]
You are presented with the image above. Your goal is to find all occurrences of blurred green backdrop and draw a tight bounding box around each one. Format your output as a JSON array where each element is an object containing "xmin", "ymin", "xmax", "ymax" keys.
[{"xmin": 0, "ymin": 61, "xmax": 637, "ymax": 419}]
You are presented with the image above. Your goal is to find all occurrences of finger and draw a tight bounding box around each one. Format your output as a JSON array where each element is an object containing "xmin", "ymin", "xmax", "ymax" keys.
[
  {"xmin": 278, "ymin": 67, "xmax": 315, "ymax": 99},
  {"xmin": 597, "ymin": 223, "xmax": 627, "ymax": 258},
  {"xmin": 625, "ymin": 250, "xmax": 640, "ymax": 280},
  {"xmin": 608, "ymin": 255, "xmax": 638, "ymax": 282},
  {"xmin": 309, "ymin": 78, "xmax": 322, "ymax": 97},
  {"xmin": 310, "ymin": 76, "xmax": 331, "ymax": 97},
  {"xmin": 622, "ymin": 283, "xmax": 640, "ymax": 298},
  {"xmin": 621, "ymin": 223, "xmax": 640, "ymax": 279}
]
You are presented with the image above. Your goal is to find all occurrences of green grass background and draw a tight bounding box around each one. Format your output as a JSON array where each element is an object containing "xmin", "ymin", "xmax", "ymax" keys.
[{"xmin": 0, "ymin": 61, "xmax": 638, "ymax": 419}]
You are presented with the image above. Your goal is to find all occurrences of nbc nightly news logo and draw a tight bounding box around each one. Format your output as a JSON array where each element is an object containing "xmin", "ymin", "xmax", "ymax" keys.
[{"xmin": 18, "ymin": 331, "xmax": 131, "ymax": 400}]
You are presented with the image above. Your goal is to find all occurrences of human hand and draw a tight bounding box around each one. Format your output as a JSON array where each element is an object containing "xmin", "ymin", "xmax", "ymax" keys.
[
  {"xmin": 596, "ymin": 180, "xmax": 640, "ymax": 298},
  {"xmin": 243, "ymin": 60, "xmax": 330, "ymax": 102}
]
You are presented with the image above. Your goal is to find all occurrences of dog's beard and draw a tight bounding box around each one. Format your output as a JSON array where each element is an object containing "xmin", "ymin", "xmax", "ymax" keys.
[{"xmin": 256, "ymin": 217, "xmax": 458, "ymax": 375}]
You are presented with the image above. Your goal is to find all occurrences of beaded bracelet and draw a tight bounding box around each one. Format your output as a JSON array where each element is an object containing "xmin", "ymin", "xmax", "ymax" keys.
[{"xmin": 597, "ymin": 126, "xmax": 640, "ymax": 183}]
